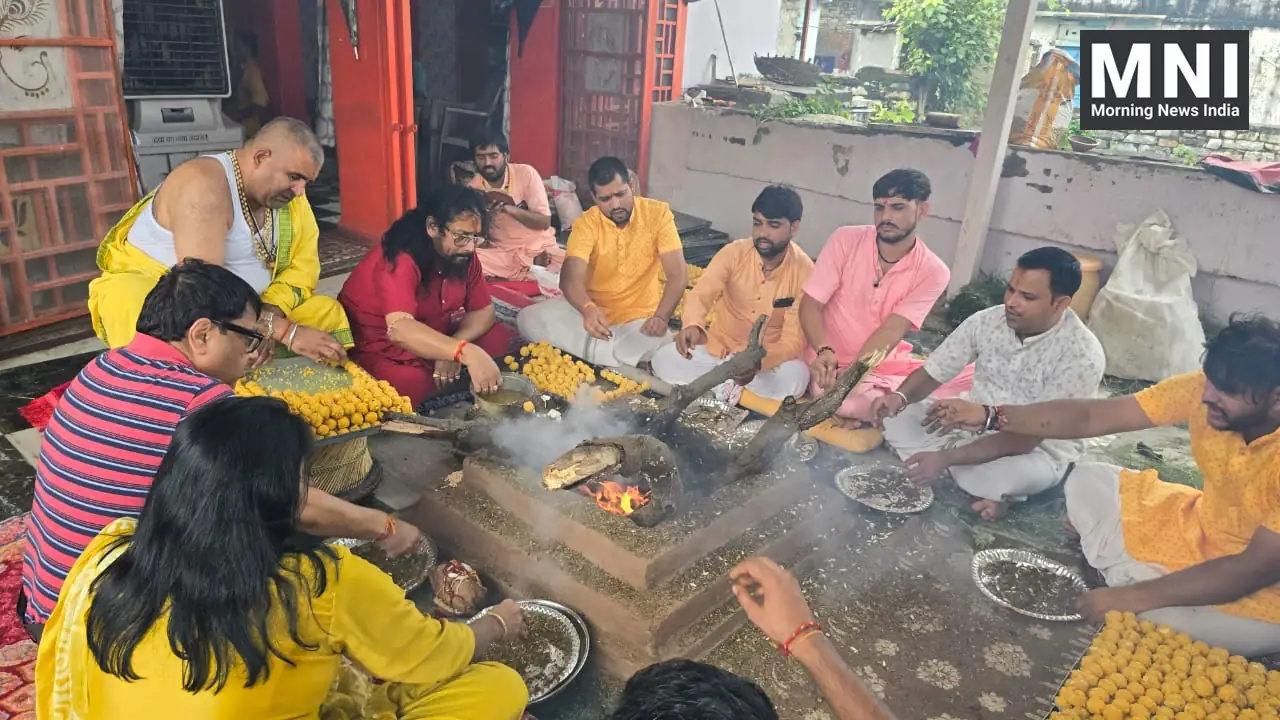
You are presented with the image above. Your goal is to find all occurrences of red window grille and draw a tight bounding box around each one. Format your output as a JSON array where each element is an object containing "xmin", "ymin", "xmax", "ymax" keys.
[{"xmin": 0, "ymin": 0, "xmax": 136, "ymax": 336}]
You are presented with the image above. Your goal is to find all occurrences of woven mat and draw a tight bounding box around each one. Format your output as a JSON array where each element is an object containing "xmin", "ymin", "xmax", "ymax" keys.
[{"xmin": 0, "ymin": 514, "xmax": 37, "ymax": 715}]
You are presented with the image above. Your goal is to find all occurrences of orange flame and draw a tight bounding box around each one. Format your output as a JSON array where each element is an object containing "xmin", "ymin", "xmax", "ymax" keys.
[{"xmin": 580, "ymin": 480, "xmax": 652, "ymax": 516}]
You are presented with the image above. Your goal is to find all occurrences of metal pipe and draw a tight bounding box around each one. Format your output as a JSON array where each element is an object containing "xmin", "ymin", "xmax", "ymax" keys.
[{"xmin": 799, "ymin": 0, "xmax": 814, "ymax": 61}]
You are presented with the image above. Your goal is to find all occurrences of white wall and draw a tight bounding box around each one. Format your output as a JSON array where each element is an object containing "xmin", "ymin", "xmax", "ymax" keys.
[
  {"xmin": 645, "ymin": 104, "xmax": 1280, "ymax": 322},
  {"xmin": 683, "ymin": 0, "xmax": 784, "ymax": 88}
]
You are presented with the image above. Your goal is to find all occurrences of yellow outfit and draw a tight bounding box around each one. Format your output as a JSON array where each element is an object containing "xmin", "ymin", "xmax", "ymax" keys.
[
  {"xmin": 236, "ymin": 58, "xmax": 270, "ymax": 138},
  {"xmin": 565, "ymin": 197, "xmax": 683, "ymax": 325},
  {"xmin": 37, "ymin": 518, "xmax": 528, "ymax": 720},
  {"xmin": 88, "ymin": 189, "xmax": 353, "ymax": 349},
  {"xmin": 1124, "ymin": 371, "xmax": 1280, "ymax": 623}
]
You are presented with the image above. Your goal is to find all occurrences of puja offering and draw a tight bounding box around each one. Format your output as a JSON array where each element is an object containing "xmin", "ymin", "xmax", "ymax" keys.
[
  {"xmin": 329, "ymin": 535, "xmax": 437, "ymax": 593},
  {"xmin": 1051, "ymin": 611, "xmax": 1280, "ymax": 719},
  {"xmin": 469, "ymin": 600, "xmax": 590, "ymax": 704},
  {"xmin": 235, "ymin": 357, "xmax": 413, "ymax": 439},
  {"xmin": 971, "ymin": 548, "xmax": 1086, "ymax": 622},
  {"xmin": 834, "ymin": 465, "xmax": 934, "ymax": 514},
  {"xmin": 430, "ymin": 560, "xmax": 487, "ymax": 616},
  {"xmin": 508, "ymin": 341, "xmax": 596, "ymax": 399}
]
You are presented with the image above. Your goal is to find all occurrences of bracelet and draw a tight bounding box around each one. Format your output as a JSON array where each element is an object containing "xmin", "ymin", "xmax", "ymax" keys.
[
  {"xmin": 375, "ymin": 515, "xmax": 396, "ymax": 542},
  {"xmin": 890, "ymin": 390, "xmax": 909, "ymax": 409},
  {"xmin": 582, "ymin": 302, "xmax": 597, "ymax": 312},
  {"xmin": 285, "ymin": 323, "xmax": 300, "ymax": 351},
  {"xmin": 776, "ymin": 621, "xmax": 823, "ymax": 657},
  {"xmin": 993, "ymin": 405, "xmax": 1007, "ymax": 432},
  {"xmin": 490, "ymin": 612, "xmax": 508, "ymax": 640},
  {"xmin": 452, "ymin": 340, "xmax": 470, "ymax": 363},
  {"xmin": 263, "ymin": 312, "xmax": 275, "ymax": 341},
  {"xmin": 979, "ymin": 405, "xmax": 993, "ymax": 435}
]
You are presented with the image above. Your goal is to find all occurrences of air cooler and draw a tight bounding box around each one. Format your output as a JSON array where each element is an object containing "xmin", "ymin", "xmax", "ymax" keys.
[{"xmin": 122, "ymin": 0, "xmax": 244, "ymax": 193}]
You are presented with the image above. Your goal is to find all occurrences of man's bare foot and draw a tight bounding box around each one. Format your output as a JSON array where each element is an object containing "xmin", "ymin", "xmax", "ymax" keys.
[{"xmin": 971, "ymin": 498, "xmax": 1008, "ymax": 520}]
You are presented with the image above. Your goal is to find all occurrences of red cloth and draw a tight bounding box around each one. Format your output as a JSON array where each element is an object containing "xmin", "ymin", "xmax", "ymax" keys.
[
  {"xmin": 18, "ymin": 380, "xmax": 71, "ymax": 431},
  {"xmin": 0, "ymin": 514, "xmax": 36, "ymax": 715},
  {"xmin": 339, "ymin": 246, "xmax": 492, "ymax": 365},
  {"xmin": 358, "ymin": 322, "xmax": 513, "ymax": 406},
  {"xmin": 339, "ymin": 247, "xmax": 510, "ymax": 405}
]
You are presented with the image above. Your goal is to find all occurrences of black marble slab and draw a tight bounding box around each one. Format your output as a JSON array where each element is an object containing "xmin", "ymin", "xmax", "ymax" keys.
[{"xmin": 0, "ymin": 351, "xmax": 99, "ymax": 434}]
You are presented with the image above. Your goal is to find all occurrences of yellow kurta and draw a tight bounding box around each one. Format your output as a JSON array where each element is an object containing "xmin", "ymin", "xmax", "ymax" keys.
[
  {"xmin": 87, "ymin": 190, "xmax": 353, "ymax": 349},
  {"xmin": 37, "ymin": 519, "xmax": 528, "ymax": 720}
]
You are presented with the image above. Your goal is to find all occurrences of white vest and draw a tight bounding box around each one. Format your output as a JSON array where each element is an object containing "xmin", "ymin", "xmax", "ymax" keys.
[{"xmin": 126, "ymin": 153, "xmax": 274, "ymax": 294}]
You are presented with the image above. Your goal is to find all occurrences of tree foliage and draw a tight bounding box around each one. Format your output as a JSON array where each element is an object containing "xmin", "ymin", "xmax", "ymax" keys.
[{"xmin": 884, "ymin": 0, "xmax": 1005, "ymax": 113}]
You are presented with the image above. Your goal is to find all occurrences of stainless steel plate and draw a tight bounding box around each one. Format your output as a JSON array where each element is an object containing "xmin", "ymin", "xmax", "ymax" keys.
[
  {"xmin": 834, "ymin": 466, "xmax": 933, "ymax": 513},
  {"xmin": 684, "ymin": 395, "xmax": 749, "ymax": 429},
  {"xmin": 972, "ymin": 548, "xmax": 1087, "ymax": 622},
  {"xmin": 328, "ymin": 535, "xmax": 437, "ymax": 593},
  {"xmin": 468, "ymin": 599, "xmax": 590, "ymax": 705}
]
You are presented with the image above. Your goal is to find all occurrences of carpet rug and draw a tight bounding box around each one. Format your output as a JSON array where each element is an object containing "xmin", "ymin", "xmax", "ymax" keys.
[{"xmin": 0, "ymin": 514, "xmax": 35, "ymax": 718}]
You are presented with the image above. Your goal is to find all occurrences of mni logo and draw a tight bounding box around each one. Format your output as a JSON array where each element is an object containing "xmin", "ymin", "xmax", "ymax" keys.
[{"xmin": 1079, "ymin": 30, "xmax": 1249, "ymax": 131}]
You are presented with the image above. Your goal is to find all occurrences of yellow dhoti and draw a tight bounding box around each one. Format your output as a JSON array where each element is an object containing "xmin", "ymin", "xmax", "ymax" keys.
[{"xmin": 89, "ymin": 191, "xmax": 353, "ymax": 348}]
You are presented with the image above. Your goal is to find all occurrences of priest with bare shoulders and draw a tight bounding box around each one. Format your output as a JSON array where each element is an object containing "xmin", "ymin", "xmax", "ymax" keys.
[{"xmin": 88, "ymin": 117, "xmax": 351, "ymax": 367}]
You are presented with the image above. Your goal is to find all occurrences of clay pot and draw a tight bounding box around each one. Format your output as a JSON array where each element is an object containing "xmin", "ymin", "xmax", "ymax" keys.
[{"xmin": 1069, "ymin": 135, "xmax": 1100, "ymax": 153}]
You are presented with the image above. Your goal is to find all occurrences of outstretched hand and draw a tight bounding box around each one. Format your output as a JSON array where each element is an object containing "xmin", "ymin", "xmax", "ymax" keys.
[
  {"xmin": 922, "ymin": 398, "xmax": 988, "ymax": 434},
  {"xmin": 730, "ymin": 556, "xmax": 815, "ymax": 646}
]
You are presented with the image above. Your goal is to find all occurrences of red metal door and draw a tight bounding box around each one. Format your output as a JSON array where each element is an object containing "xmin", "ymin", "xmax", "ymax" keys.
[
  {"xmin": 0, "ymin": 0, "xmax": 136, "ymax": 335},
  {"xmin": 326, "ymin": 0, "xmax": 416, "ymax": 244},
  {"xmin": 559, "ymin": 0, "xmax": 685, "ymax": 196}
]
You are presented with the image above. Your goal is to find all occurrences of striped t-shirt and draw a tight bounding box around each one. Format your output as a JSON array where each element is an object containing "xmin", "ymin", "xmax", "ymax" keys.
[{"xmin": 21, "ymin": 334, "xmax": 231, "ymax": 622}]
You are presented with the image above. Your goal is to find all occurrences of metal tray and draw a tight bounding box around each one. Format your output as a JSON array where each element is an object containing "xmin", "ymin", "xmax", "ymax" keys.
[
  {"xmin": 971, "ymin": 548, "xmax": 1087, "ymax": 622},
  {"xmin": 468, "ymin": 599, "xmax": 591, "ymax": 705},
  {"xmin": 328, "ymin": 534, "xmax": 437, "ymax": 593},
  {"xmin": 834, "ymin": 466, "xmax": 934, "ymax": 514}
]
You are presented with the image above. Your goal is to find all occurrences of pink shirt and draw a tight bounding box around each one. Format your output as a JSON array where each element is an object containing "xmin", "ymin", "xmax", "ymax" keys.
[
  {"xmin": 802, "ymin": 225, "xmax": 949, "ymax": 372},
  {"xmin": 470, "ymin": 163, "xmax": 557, "ymax": 253}
]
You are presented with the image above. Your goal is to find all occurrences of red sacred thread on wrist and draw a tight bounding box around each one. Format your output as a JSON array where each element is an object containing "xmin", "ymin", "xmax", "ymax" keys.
[
  {"xmin": 376, "ymin": 516, "xmax": 396, "ymax": 543},
  {"xmin": 777, "ymin": 621, "xmax": 823, "ymax": 657},
  {"xmin": 994, "ymin": 405, "xmax": 1007, "ymax": 431},
  {"xmin": 452, "ymin": 341, "xmax": 469, "ymax": 363}
]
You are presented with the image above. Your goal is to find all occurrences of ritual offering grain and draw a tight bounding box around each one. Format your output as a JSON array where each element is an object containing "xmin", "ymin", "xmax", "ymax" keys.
[
  {"xmin": 1052, "ymin": 611, "xmax": 1280, "ymax": 719},
  {"xmin": 482, "ymin": 610, "xmax": 574, "ymax": 699},
  {"xmin": 350, "ymin": 541, "xmax": 428, "ymax": 590},
  {"xmin": 235, "ymin": 361, "xmax": 413, "ymax": 439},
  {"xmin": 982, "ymin": 560, "xmax": 1080, "ymax": 618},
  {"xmin": 522, "ymin": 401, "xmax": 535, "ymax": 413},
  {"xmin": 594, "ymin": 369, "xmax": 648, "ymax": 403}
]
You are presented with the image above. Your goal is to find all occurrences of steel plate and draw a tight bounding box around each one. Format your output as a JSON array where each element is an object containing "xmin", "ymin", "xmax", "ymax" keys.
[
  {"xmin": 328, "ymin": 535, "xmax": 437, "ymax": 593},
  {"xmin": 971, "ymin": 548, "xmax": 1087, "ymax": 622},
  {"xmin": 468, "ymin": 599, "xmax": 590, "ymax": 705},
  {"xmin": 785, "ymin": 432, "xmax": 819, "ymax": 462},
  {"xmin": 834, "ymin": 466, "xmax": 934, "ymax": 514}
]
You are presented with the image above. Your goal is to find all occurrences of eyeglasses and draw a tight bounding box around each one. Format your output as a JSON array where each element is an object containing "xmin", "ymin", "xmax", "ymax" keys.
[
  {"xmin": 446, "ymin": 227, "xmax": 485, "ymax": 247},
  {"xmin": 213, "ymin": 320, "xmax": 266, "ymax": 354}
]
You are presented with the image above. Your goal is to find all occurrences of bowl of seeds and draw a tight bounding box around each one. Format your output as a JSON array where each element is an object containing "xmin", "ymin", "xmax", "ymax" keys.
[
  {"xmin": 972, "ymin": 548, "xmax": 1087, "ymax": 622},
  {"xmin": 834, "ymin": 465, "xmax": 934, "ymax": 514},
  {"xmin": 328, "ymin": 534, "xmax": 437, "ymax": 594},
  {"xmin": 469, "ymin": 599, "xmax": 590, "ymax": 704}
]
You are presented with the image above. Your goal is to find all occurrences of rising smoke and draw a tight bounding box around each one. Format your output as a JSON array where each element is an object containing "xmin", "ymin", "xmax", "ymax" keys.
[{"xmin": 489, "ymin": 387, "xmax": 636, "ymax": 471}]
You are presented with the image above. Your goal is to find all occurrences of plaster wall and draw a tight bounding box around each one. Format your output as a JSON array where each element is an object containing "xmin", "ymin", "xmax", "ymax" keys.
[{"xmin": 646, "ymin": 103, "xmax": 1280, "ymax": 322}]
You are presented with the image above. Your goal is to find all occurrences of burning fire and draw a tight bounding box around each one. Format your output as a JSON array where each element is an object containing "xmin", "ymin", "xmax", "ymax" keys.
[{"xmin": 581, "ymin": 480, "xmax": 652, "ymax": 516}]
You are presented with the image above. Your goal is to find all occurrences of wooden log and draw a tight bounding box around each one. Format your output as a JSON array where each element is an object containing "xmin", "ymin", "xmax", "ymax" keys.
[
  {"xmin": 727, "ymin": 349, "xmax": 887, "ymax": 479},
  {"xmin": 646, "ymin": 315, "xmax": 769, "ymax": 431}
]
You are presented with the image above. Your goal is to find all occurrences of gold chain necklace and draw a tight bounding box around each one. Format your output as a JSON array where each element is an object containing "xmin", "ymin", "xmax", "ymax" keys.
[{"xmin": 227, "ymin": 152, "xmax": 277, "ymax": 271}]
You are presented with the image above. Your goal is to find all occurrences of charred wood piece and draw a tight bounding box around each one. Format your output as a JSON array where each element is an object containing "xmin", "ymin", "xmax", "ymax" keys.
[{"xmin": 542, "ymin": 435, "xmax": 684, "ymax": 527}]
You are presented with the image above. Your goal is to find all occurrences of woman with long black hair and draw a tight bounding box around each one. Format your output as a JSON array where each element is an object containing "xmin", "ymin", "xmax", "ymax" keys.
[{"xmin": 35, "ymin": 396, "xmax": 527, "ymax": 719}]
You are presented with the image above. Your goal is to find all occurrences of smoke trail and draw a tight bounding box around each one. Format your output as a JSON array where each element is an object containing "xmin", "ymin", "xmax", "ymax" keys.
[{"xmin": 488, "ymin": 389, "xmax": 636, "ymax": 471}]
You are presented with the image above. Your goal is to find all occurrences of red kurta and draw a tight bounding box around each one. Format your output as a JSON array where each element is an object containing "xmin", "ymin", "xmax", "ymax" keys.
[{"xmin": 338, "ymin": 246, "xmax": 511, "ymax": 405}]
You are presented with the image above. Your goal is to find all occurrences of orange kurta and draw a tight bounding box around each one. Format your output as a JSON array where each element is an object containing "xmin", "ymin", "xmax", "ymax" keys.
[
  {"xmin": 470, "ymin": 163, "xmax": 563, "ymax": 281},
  {"xmin": 564, "ymin": 197, "xmax": 684, "ymax": 326},
  {"xmin": 681, "ymin": 239, "xmax": 812, "ymax": 372},
  {"xmin": 1123, "ymin": 371, "xmax": 1280, "ymax": 623}
]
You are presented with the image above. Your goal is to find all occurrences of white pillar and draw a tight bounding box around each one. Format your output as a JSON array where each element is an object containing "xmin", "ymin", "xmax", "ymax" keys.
[{"xmin": 947, "ymin": 0, "xmax": 1038, "ymax": 296}]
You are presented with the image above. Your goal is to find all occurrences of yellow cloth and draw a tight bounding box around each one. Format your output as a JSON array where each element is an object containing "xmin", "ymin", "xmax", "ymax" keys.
[
  {"xmin": 682, "ymin": 239, "xmax": 812, "ymax": 372},
  {"xmin": 1123, "ymin": 371, "xmax": 1280, "ymax": 623},
  {"xmin": 235, "ymin": 58, "xmax": 269, "ymax": 137},
  {"xmin": 737, "ymin": 389, "xmax": 884, "ymax": 454},
  {"xmin": 37, "ymin": 520, "xmax": 528, "ymax": 720},
  {"xmin": 565, "ymin": 197, "xmax": 683, "ymax": 326},
  {"xmin": 87, "ymin": 189, "xmax": 353, "ymax": 349}
]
